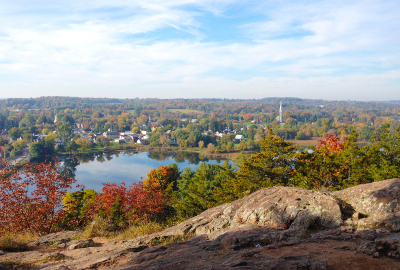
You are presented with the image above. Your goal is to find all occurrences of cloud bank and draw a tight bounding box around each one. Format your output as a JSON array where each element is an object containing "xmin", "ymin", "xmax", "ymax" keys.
[{"xmin": 0, "ymin": 0, "xmax": 399, "ymax": 100}]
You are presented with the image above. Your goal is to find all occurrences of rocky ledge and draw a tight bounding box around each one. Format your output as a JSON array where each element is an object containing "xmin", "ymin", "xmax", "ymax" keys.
[{"xmin": 2, "ymin": 179, "xmax": 400, "ymax": 270}]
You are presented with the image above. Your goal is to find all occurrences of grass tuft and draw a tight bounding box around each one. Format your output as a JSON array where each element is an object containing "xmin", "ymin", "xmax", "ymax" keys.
[
  {"xmin": 0, "ymin": 261, "xmax": 34, "ymax": 270},
  {"xmin": 80, "ymin": 217, "xmax": 186, "ymax": 242},
  {"xmin": 0, "ymin": 233, "xmax": 35, "ymax": 252}
]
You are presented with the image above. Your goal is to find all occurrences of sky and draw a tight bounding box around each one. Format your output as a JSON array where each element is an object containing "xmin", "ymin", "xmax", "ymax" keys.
[{"xmin": 0, "ymin": 0, "xmax": 399, "ymax": 101}]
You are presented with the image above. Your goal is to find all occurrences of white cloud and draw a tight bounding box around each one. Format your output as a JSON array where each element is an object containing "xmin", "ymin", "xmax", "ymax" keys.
[{"xmin": 0, "ymin": 0, "xmax": 399, "ymax": 100}]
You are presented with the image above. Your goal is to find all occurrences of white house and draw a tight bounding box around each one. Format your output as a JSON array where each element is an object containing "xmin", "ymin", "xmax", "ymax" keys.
[
  {"xmin": 137, "ymin": 138, "xmax": 146, "ymax": 145},
  {"xmin": 235, "ymin": 134, "xmax": 244, "ymax": 141}
]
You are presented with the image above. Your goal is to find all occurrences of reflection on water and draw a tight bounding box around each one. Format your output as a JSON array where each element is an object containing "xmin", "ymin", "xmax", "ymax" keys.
[{"xmin": 54, "ymin": 150, "xmax": 230, "ymax": 192}]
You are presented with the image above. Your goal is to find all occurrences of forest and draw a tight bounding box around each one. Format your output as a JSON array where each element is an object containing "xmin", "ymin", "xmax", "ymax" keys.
[{"xmin": 1, "ymin": 96, "xmax": 400, "ymax": 160}]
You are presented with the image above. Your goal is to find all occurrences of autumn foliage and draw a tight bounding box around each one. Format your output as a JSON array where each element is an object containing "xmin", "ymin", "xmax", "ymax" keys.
[
  {"xmin": 290, "ymin": 134, "xmax": 348, "ymax": 189},
  {"xmin": 0, "ymin": 159, "xmax": 75, "ymax": 235},
  {"xmin": 144, "ymin": 165, "xmax": 179, "ymax": 190},
  {"xmin": 0, "ymin": 159, "xmax": 172, "ymax": 235},
  {"xmin": 316, "ymin": 133, "xmax": 345, "ymax": 155},
  {"xmin": 89, "ymin": 181, "xmax": 170, "ymax": 226}
]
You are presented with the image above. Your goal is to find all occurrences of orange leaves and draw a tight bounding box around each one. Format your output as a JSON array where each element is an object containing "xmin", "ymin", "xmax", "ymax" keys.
[
  {"xmin": 316, "ymin": 133, "xmax": 345, "ymax": 156},
  {"xmin": 144, "ymin": 165, "xmax": 179, "ymax": 190},
  {"xmin": 243, "ymin": 113, "xmax": 252, "ymax": 122},
  {"xmin": 0, "ymin": 159, "xmax": 75, "ymax": 235}
]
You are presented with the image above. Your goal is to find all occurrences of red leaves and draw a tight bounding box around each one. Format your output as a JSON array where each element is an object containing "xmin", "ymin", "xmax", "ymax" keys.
[
  {"xmin": 0, "ymin": 159, "xmax": 75, "ymax": 235},
  {"xmin": 292, "ymin": 133, "xmax": 349, "ymax": 189},
  {"xmin": 89, "ymin": 180, "xmax": 170, "ymax": 223},
  {"xmin": 0, "ymin": 160, "xmax": 171, "ymax": 235},
  {"xmin": 317, "ymin": 134, "xmax": 345, "ymax": 153}
]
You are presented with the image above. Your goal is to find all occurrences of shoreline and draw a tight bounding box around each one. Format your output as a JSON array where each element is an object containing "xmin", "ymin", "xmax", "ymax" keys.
[{"xmin": 52, "ymin": 145, "xmax": 254, "ymax": 160}]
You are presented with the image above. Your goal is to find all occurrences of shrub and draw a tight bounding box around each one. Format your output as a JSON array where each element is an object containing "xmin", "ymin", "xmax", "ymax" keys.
[
  {"xmin": 87, "ymin": 181, "xmax": 170, "ymax": 232},
  {"xmin": 0, "ymin": 160, "xmax": 75, "ymax": 235}
]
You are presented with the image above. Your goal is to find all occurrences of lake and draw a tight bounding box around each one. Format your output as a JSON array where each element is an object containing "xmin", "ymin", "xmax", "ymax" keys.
[{"xmin": 60, "ymin": 150, "xmax": 233, "ymax": 192}]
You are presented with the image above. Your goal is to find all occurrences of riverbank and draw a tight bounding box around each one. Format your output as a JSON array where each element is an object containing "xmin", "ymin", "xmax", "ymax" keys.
[{"xmin": 54, "ymin": 144, "xmax": 254, "ymax": 160}]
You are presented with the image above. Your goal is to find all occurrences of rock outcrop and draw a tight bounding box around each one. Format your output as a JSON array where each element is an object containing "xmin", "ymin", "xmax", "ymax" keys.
[
  {"xmin": 2, "ymin": 179, "xmax": 400, "ymax": 269},
  {"xmin": 334, "ymin": 178, "xmax": 400, "ymax": 230},
  {"xmin": 35, "ymin": 230, "xmax": 82, "ymax": 246},
  {"xmin": 127, "ymin": 186, "xmax": 343, "ymax": 246}
]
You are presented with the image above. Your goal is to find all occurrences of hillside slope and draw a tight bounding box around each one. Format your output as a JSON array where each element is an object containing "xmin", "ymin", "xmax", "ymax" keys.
[{"xmin": 2, "ymin": 179, "xmax": 400, "ymax": 269}]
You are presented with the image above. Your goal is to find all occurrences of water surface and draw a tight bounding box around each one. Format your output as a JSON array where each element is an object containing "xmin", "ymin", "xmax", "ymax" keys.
[{"xmin": 61, "ymin": 151, "xmax": 232, "ymax": 191}]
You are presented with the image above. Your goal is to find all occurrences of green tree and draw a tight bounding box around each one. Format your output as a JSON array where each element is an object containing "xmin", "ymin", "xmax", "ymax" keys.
[
  {"xmin": 11, "ymin": 139, "xmax": 27, "ymax": 153},
  {"xmin": 2, "ymin": 144, "xmax": 11, "ymax": 158},
  {"xmin": 29, "ymin": 139, "xmax": 54, "ymax": 158},
  {"xmin": 150, "ymin": 133, "xmax": 161, "ymax": 146},
  {"xmin": 365, "ymin": 124, "xmax": 400, "ymax": 181},
  {"xmin": 60, "ymin": 189, "xmax": 97, "ymax": 229},
  {"xmin": 56, "ymin": 121, "xmax": 73, "ymax": 145},
  {"xmin": 215, "ymin": 127, "xmax": 297, "ymax": 203},
  {"xmin": 0, "ymin": 137, "xmax": 8, "ymax": 146},
  {"xmin": 23, "ymin": 133, "xmax": 33, "ymax": 142},
  {"xmin": 177, "ymin": 167, "xmax": 195, "ymax": 199},
  {"xmin": 198, "ymin": 140, "xmax": 204, "ymax": 149},
  {"xmin": 175, "ymin": 162, "xmax": 234, "ymax": 217},
  {"xmin": 66, "ymin": 140, "xmax": 79, "ymax": 154},
  {"xmin": 75, "ymin": 137, "xmax": 92, "ymax": 151},
  {"xmin": 8, "ymin": 127, "xmax": 22, "ymax": 141},
  {"xmin": 19, "ymin": 114, "xmax": 35, "ymax": 128},
  {"xmin": 295, "ymin": 131, "xmax": 308, "ymax": 140}
]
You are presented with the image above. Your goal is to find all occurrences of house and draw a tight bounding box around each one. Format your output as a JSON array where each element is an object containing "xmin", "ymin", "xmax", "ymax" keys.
[
  {"xmin": 55, "ymin": 139, "xmax": 65, "ymax": 147},
  {"xmin": 0, "ymin": 130, "xmax": 8, "ymax": 139},
  {"xmin": 120, "ymin": 131, "xmax": 133, "ymax": 135},
  {"xmin": 119, "ymin": 135, "xmax": 133, "ymax": 141},
  {"xmin": 202, "ymin": 130, "xmax": 213, "ymax": 136},
  {"xmin": 170, "ymin": 139, "xmax": 178, "ymax": 146},
  {"xmin": 33, "ymin": 134, "xmax": 48, "ymax": 142},
  {"xmin": 215, "ymin": 131, "xmax": 224, "ymax": 137},
  {"xmin": 235, "ymin": 135, "xmax": 244, "ymax": 142},
  {"xmin": 136, "ymin": 138, "xmax": 146, "ymax": 145},
  {"xmin": 103, "ymin": 131, "xmax": 120, "ymax": 140}
]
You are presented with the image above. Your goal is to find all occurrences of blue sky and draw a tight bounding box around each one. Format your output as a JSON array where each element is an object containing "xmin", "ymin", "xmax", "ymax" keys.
[{"xmin": 0, "ymin": 0, "xmax": 399, "ymax": 100}]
